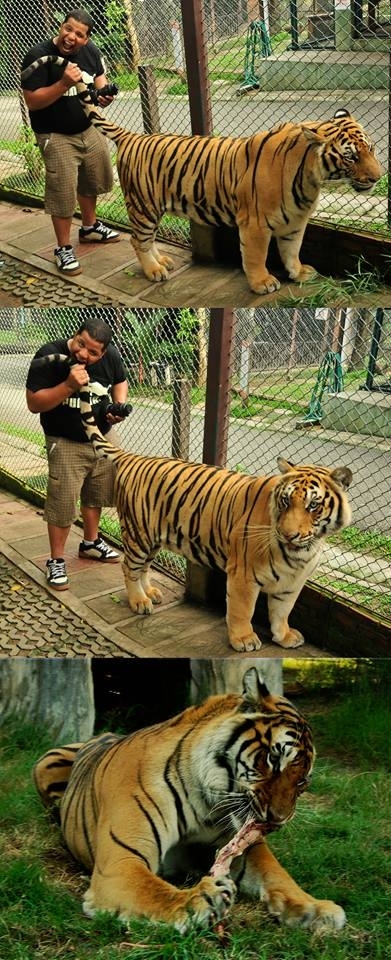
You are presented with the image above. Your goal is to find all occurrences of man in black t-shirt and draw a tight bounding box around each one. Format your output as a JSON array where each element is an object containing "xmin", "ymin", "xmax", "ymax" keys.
[
  {"xmin": 26, "ymin": 317, "xmax": 129, "ymax": 590},
  {"xmin": 21, "ymin": 8, "xmax": 121, "ymax": 277}
]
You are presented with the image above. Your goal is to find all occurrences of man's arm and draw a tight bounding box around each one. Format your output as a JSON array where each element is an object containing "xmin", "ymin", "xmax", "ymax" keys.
[
  {"xmin": 26, "ymin": 364, "xmax": 90, "ymax": 413},
  {"xmin": 22, "ymin": 61, "xmax": 84, "ymax": 111}
]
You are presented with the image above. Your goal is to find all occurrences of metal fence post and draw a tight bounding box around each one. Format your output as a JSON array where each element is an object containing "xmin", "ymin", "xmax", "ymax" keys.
[
  {"xmin": 180, "ymin": 0, "xmax": 213, "ymax": 135},
  {"xmin": 172, "ymin": 378, "xmax": 191, "ymax": 459},
  {"xmin": 202, "ymin": 308, "xmax": 234, "ymax": 468},
  {"xmin": 186, "ymin": 307, "xmax": 234, "ymax": 605},
  {"xmin": 138, "ymin": 64, "xmax": 161, "ymax": 134}
]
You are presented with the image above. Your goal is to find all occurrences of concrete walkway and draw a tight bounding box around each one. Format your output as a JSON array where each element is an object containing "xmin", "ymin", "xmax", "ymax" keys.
[{"xmin": 0, "ymin": 487, "xmax": 333, "ymax": 660}]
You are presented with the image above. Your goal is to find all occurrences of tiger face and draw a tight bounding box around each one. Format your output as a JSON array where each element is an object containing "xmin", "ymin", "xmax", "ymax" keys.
[
  {"xmin": 302, "ymin": 110, "xmax": 383, "ymax": 192},
  {"xmin": 272, "ymin": 457, "xmax": 353, "ymax": 554},
  {"xmin": 222, "ymin": 685, "xmax": 314, "ymax": 830}
]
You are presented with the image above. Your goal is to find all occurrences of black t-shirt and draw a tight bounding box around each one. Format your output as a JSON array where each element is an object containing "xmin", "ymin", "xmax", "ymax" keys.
[
  {"xmin": 26, "ymin": 338, "xmax": 127, "ymax": 442},
  {"xmin": 21, "ymin": 38, "xmax": 105, "ymax": 135}
]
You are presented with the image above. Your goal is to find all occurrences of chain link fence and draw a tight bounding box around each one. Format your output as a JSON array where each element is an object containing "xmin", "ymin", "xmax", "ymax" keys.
[
  {"xmin": 0, "ymin": 306, "xmax": 390, "ymax": 627},
  {"xmin": 0, "ymin": 1, "xmax": 389, "ymax": 249}
]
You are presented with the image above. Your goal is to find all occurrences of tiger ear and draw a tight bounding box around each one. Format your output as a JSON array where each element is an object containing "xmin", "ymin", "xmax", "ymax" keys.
[
  {"xmin": 334, "ymin": 108, "xmax": 351, "ymax": 119},
  {"xmin": 277, "ymin": 456, "xmax": 294, "ymax": 474},
  {"xmin": 242, "ymin": 667, "xmax": 270, "ymax": 706},
  {"xmin": 301, "ymin": 126, "xmax": 326, "ymax": 145},
  {"xmin": 330, "ymin": 466, "xmax": 353, "ymax": 490}
]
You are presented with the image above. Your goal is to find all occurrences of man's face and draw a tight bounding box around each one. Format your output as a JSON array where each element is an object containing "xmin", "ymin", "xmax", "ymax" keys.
[
  {"xmin": 56, "ymin": 17, "xmax": 90, "ymax": 57},
  {"xmin": 69, "ymin": 330, "xmax": 105, "ymax": 366}
]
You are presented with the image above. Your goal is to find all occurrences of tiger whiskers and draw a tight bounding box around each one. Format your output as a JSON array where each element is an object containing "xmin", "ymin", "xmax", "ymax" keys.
[{"xmin": 209, "ymin": 791, "xmax": 261, "ymax": 830}]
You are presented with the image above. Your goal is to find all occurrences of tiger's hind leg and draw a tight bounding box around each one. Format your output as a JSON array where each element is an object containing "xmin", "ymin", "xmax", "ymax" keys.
[
  {"xmin": 122, "ymin": 556, "xmax": 163, "ymax": 614},
  {"xmin": 237, "ymin": 840, "xmax": 345, "ymax": 931},
  {"xmin": 133, "ymin": 242, "xmax": 175, "ymax": 282}
]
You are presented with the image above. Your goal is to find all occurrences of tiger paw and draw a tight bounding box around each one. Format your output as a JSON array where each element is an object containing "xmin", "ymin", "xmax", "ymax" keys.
[
  {"xmin": 249, "ymin": 273, "xmax": 281, "ymax": 295},
  {"xmin": 266, "ymin": 892, "xmax": 346, "ymax": 932},
  {"xmin": 272, "ymin": 628, "xmax": 305, "ymax": 648},
  {"xmin": 157, "ymin": 253, "xmax": 174, "ymax": 271},
  {"xmin": 138, "ymin": 249, "xmax": 173, "ymax": 282},
  {"xmin": 146, "ymin": 585, "xmax": 163, "ymax": 605},
  {"xmin": 291, "ymin": 264, "xmax": 317, "ymax": 283},
  {"xmin": 129, "ymin": 595, "xmax": 154, "ymax": 615},
  {"xmin": 229, "ymin": 630, "xmax": 262, "ymax": 652},
  {"xmin": 175, "ymin": 875, "xmax": 236, "ymax": 933}
]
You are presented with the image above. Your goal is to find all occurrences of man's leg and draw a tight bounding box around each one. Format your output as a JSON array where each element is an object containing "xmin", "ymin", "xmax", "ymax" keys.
[
  {"xmin": 51, "ymin": 215, "xmax": 74, "ymax": 248},
  {"xmin": 46, "ymin": 522, "xmax": 71, "ymax": 590},
  {"xmin": 78, "ymin": 194, "xmax": 120, "ymax": 242},
  {"xmin": 80, "ymin": 505, "xmax": 102, "ymax": 541},
  {"xmin": 47, "ymin": 522, "xmax": 72, "ymax": 559},
  {"xmin": 77, "ymin": 194, "xmax": 98, "ymax": 229}
]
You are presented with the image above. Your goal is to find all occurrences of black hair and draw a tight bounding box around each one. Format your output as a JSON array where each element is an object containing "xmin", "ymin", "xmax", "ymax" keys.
[
  {"xmin": 75, "ymin": 318, "xmax": 113, "ymax": 348},
  {"xmin": 63, "ymin": 8, "xmax": 94, "ymax": 34}
]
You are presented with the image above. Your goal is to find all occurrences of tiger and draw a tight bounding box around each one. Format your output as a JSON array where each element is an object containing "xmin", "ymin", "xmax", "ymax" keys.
[
  {"xmin": 77, "ymin": 384, "xmax": 352, "ymax": 653},
  {"xmin": 20, "ymin": 56, "xmax": 382, "ymax": 295},
  {"xmin": 32, "ymin": 667, "xmax": 346, "ymax": 932}
]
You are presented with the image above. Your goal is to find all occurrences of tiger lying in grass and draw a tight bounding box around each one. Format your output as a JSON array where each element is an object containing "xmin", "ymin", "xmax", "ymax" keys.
[
  {"xmin": 78, "ymin": 385, "xmax": 352, "ymax": 652},
  {"xmin": 33, "ymin": 667, "xmax": 346, "ymax": 932}
]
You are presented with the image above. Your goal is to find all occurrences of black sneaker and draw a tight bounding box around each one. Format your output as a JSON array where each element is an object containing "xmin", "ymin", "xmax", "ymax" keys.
[
  {"xmin": 54, "ymin": 245, "xmax": 82, "ymax": 275},
  {"xmin": 46, "ymin": 558, "xmax": 69, "ymax": 590},
  {"xmin": 79, "ymin": 221, "xmax": 120, "ymax": 243},
  {"xmin": 78, "ymin": 537, "xmax": 120, "ymax": 562}
]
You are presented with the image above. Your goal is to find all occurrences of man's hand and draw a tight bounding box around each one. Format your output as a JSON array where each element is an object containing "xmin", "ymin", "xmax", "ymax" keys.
[
  {"xmin": 66, "ymin": 364, "xmax": 90, "ymax": 391},
  {"xmin": 61, "ymin": 62, "xmax": 84, "ymax": 90}
]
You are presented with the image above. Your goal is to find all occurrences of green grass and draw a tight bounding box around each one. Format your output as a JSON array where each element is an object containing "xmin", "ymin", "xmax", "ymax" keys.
[
  {"xmin": 279, "ymin": 264, "xmax": 385, "ymax": 307},
  {"xmin": 334, "ymin": 525, "xmax": 391, "ymax": 561},
  {"xmin": 1, "ymin": 674, "xmax": 390, "ymax": 960},
  {"xmin": 316, "ymin": 574, "xmax": 391, "ymax": 619},
  {"xmin": 0, "ymin": 422, "xmax": 44, "ymax": 448}
]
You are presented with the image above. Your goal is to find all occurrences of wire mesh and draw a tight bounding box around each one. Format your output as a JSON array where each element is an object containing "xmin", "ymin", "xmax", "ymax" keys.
[
  {"xmin": 0, "ymin": 1, "xmax": 388, "ymax": 248},
  {"xmin": 0, "ymin": 305, "xmax": 390, "ymax": 626}
]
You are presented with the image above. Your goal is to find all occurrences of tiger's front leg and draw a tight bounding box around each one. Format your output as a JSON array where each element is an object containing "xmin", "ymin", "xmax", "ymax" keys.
[
  {"xmin": 276, "ymin": 228, "xmax": 317, "ymax": 285},
  {"xmin": 238, "ymin": 840, "xmax": 345, "ymax": 931},
  {"xmin": 267, "ymin": 591, "xmax": 305, "ymax": 648},
  {"xmin": 225, "ymin": 574, "xmax": 262, "ymax": 652},
  {"xmin": 83, "ymin": 861, "xmax": 236, "ymax": 932},
  {"xmin": 238, "ymin": 217, "xmax": 281, "ymax": 294}
]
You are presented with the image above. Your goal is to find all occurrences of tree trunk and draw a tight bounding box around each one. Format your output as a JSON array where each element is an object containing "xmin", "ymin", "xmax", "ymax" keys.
[
  {"xmin": 196, "ymin": 308, "xmax": 208, "ymax": 388},
  {"xmin": 0, "ymin": 659, "xmax": 95, "ymax": 742},
  {"xmin": 190, "ymin": 658, "xmax": 283, "ymax": 704},
  {"xmin": 123, "ymin": 0, "xmax": 141, "ymax": 71}
]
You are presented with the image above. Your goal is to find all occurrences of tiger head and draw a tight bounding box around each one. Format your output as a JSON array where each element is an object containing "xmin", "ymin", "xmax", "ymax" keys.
[
  {"xmin": 270, "ymin": 457, "xmax": 352, "ymax": 553},
  {"xmin": 213, "ymin": 668, "xmax": 314, "ymax": 831},
  {"xmin": 302, "ymin": 109, "xmax": 383, "ymax": 192}
]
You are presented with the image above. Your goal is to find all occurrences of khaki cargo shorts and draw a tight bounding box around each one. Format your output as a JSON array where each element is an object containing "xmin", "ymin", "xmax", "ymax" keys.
[
  {"xmin": 43, "ymin": 435, "xmax": 117, "ymax": 527},
  {"xmin": 36, "ymin": 126, "xmax": 114, "ymax": 218}
]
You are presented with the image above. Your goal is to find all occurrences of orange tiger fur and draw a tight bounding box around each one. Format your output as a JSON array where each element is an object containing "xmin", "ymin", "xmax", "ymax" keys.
[
  {"xmin": 32, "ymin": 668, "xmax": 346, "ymax": 932},
  {"xmin": 19, "ymin": 57, "xmax": 383, "ymax": 294},
  {"xmin": 79, "ymin": 386, "xmax": 353, "ymax": 652}
]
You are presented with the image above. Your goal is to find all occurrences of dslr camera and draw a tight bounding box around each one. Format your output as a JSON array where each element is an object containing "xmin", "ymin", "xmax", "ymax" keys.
[
  {"xmin": 88, "ymin": 83, "xmax": 119, "ymax": 105},
  {"xmin": 105, "ymin": 401, "xmax": 132, "ymax": 419}
]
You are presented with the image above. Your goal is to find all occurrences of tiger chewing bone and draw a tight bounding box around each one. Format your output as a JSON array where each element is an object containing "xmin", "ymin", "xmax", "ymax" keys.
[{"xmin": 32, "ymin": 668, "xmax": 346, "ymax": 933}]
